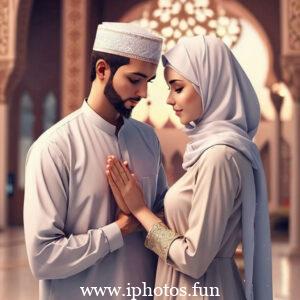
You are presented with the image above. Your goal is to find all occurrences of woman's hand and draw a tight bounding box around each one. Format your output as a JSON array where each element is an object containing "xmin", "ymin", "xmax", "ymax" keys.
[{"xmin": 106, "ymin": 156, "xmax": 147, "ymax": 215}]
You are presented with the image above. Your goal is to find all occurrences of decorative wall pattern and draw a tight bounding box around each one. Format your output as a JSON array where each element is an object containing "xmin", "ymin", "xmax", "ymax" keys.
[
  {"xmin": 135, "ymin": 0, "xmax": 241, "ymax": 51},
  {"xmin": 62, "ymin": 0, "xmax": 87, "ymax": 115},
  {"xmin": 289, "ymin": 0, "xmax": 300, "ymax": 51},
  {"xmin": 5, "ymin": 0, "xmax": 33, "ymax": 104},
  {"xmin": 0, "ymin": 0, "xmax": 9, "ymax": 56},
  {"xmin": 282, "ymin": 56, "xmax": 300, "ymax": 102},
  {"xmin": 0, "ymin": 61, "xmax": 10, "ymax": 103}
]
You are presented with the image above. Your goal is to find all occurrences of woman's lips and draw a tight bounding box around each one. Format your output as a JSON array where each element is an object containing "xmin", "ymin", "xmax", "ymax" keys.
[{"xmin": 174, "ymin": 109, "xmax": 183, "ymax": 116}]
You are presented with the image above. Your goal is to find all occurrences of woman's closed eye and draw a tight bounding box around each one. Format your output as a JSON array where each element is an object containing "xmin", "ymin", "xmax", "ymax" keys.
[{"xmin": 175, "ymin": 87, "xmax": 183, "ymax": 93}]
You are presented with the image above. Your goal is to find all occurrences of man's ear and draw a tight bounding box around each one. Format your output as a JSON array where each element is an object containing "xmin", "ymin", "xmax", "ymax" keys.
[{"xmin": 95, "ymin": 59, "xmax": 111, "ymax": 80}]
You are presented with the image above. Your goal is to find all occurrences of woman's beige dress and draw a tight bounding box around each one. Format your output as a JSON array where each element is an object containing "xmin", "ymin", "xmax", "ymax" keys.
[{"xmin": 148, "ymin": 145, "xmax": 255, "ymax": 299}]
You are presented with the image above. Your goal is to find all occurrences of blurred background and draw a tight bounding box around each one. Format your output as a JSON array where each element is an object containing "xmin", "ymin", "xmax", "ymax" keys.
[{"xmin": 0, "ymin": 0, "xmax": 299, "ymax": 299}]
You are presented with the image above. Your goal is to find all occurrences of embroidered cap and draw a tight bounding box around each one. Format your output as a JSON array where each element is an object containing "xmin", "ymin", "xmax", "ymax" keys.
[{"xmin": 93, "ymin": 22, "xmax": 163, "ymax": 64}]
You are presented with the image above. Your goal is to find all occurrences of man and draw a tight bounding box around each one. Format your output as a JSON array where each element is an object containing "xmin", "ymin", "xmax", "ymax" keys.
[{"xmin": 24, "ymin": 22, "xmax": 168, "ymax": 300}]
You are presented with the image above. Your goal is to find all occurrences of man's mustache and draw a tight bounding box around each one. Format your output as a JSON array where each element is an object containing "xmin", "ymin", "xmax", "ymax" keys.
[{"xmin": 125, "ymin": 97, "xmax": 141, "ymax": 102}]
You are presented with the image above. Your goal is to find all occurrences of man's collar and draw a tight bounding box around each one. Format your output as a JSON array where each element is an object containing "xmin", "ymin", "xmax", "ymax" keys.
[{"xmin": 82, "ymin": 99, "xmax": 125, "ymax": 136}]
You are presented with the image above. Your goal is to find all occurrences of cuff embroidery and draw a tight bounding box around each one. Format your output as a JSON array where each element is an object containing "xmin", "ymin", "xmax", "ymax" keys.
[{"xmin": 144, "ymin": 222, "xmax": 181, "ymax": 261}]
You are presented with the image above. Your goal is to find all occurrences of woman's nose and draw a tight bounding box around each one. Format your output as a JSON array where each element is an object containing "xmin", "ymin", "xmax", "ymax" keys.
[{"xmin": 166, "ymin": 96, "xmax": 175, "ymax": 106}]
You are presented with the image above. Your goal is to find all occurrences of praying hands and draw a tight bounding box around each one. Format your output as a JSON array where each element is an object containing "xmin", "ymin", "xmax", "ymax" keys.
[
  {"xmin": 106, "ymin": 155, "xmax": 162, "ymax": 232},
  {"xmin": 106, "ymin": 155, "xmax": 147, "ymax": 215}
]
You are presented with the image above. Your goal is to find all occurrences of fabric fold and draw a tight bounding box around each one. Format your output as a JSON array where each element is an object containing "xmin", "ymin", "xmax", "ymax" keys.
[{"xmin": 162, "ymin": 35, "xmax": 272, "ymax": 300}]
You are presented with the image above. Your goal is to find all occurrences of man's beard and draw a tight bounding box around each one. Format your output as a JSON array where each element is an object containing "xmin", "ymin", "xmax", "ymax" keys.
[{"xmin": 104, "ymin": 73, "xmax": 140, "ymax": 119}]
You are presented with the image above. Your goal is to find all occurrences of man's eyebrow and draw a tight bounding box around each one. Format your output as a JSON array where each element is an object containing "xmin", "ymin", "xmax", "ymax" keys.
[
  {"xmin": 130, "ymin": 72, "xmax": 156, "ymax": 81},
  {"xmin": 130, "ymin": 72, "xmax": 147, "ymax": 78},
  {"xmin": 148, "ymin": 75, "xmax": 156, "ymax": 81}
]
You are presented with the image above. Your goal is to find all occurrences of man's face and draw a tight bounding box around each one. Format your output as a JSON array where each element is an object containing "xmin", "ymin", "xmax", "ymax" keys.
[{"xmin": 104, "ymin": 58, "xmax": 157, "ymax": 118}]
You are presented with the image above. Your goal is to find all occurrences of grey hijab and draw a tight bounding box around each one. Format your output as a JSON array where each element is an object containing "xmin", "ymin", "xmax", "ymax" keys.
[{"xmin": 162, "ymin": 35, "xmax": 272, "ymax": 300}]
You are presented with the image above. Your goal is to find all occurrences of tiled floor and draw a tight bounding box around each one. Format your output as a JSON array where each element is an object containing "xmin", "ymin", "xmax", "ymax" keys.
[
  {"xmin": 0, "ymin": 228, "xmax": 38, "ymax": 300},
  {"xmin": 0, "ymin": 227, "xmax": 299, "ymax": 300}
]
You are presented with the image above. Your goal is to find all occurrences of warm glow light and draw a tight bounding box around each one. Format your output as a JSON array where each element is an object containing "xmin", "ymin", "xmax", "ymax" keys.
[
  {"xmin": 134, "ymin": 0, "xmax": 242, "ymax": 51},
  {"xmin": 232, "ymin": 20, "xmax": 292, "ymax": 121},
  {"xmin": 132, "ymin": 11, "xmax": 293, "ymax": 127},
  {"xmin": 132, "ymin": 62, "xmax": 181, "ymax": 128}
]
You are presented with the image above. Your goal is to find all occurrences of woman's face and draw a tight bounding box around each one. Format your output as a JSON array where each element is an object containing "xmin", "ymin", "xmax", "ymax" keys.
[{"xmin": 164, "ymin": 66, "xmax": 203, "ymax": 125}]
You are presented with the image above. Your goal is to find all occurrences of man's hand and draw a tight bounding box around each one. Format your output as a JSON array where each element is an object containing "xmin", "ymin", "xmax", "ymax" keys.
[
  {"xmin": 106, "ymin": 156, "xmax": 147, "ymax": 215},
  {"xmin": 106, "ymin": 155, "xmax": 130, "ymax": 215},
  {"xmin": 115, "ymin": 211, "xmax": 141, "ymax": 236}
]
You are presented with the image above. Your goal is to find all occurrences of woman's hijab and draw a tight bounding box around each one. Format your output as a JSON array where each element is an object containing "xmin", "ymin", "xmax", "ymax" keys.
[{"xmin": 162, "ymin": 35, "xmax": 272, "ymax": 300}]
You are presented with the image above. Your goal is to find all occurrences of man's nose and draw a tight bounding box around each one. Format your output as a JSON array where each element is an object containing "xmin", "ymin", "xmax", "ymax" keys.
[{"xmin": 136, "ymin": 83, "xmax": 147, "ymax": 99}]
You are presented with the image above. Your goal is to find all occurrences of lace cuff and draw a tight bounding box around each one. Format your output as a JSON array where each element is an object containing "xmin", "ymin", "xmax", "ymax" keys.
[{"xmin": 144, "ymin": 222, "xmax": 181, "ymax": 261}]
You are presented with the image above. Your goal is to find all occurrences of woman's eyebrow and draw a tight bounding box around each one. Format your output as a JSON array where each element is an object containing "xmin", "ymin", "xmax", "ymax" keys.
[{"xmin": 169, "ymin": 79, "xmax": 183, "ymax": 85}]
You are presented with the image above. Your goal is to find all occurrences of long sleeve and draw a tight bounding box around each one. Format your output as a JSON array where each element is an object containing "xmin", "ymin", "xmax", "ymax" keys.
[
  {"xmin": 145, "ymin": 151, "xmax": 241, "ymax": 279},
  {"xmin": 23, "ymin": 141, "xmax": 124, "ymax": 280},
  {"xmin": 152, "ymin": 149, "xmax": 168, "ymax": 213},
  {"xmin": 167, "ymin": 153, "xmax": 241, "ymax": 279}
]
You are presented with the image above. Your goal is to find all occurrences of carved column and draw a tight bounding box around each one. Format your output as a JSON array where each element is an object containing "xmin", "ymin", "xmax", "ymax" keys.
[
  {"xmin": 281, "ymin": 0, "xmax": 300, "ymax": 255},
  {"xmin": 0, "ymin": 0, "xmax": 32, "ymax": 228},
  {"xmin": 283, "ymin": 57, "xmax": 300, "ymax": 255},
  {"xmin": 0, "ymin": 62, "xmax": 11, "ymax": 229},
  {"xmin": 61, "ymin": 0, "xmax": 89, "ymax": 116},
  {"xmin": 0, "ymin": 0, "xmax": 14, "ymax": 229},
  {"xmin": 0, "ymin": 0, "xmax": 15, "ymax": 228},
  {"xmin": 270, "ymin": 92, "xmax": 284, "ymax": 210}
]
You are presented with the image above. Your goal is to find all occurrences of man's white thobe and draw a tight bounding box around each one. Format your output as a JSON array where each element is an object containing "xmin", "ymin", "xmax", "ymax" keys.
[{"xmin": 24, "ymin": 100, "xmax": 168, "ymax": 300}]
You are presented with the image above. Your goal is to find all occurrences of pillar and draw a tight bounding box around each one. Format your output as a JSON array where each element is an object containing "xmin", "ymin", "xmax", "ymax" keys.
[
  {"xmin": 281, "ymin": 0, "xmax": 300, "ymax": 255},
  {"xmin": 270, "ymin": 91, "xmax": 284, "ymax": 210},
  {"xmin": 0, "ymin": 0, "xmax": 18, "ymax": 229},
  {"xmin": 61, "ymin": 0, "xmax": 89, "ymax": 116}
]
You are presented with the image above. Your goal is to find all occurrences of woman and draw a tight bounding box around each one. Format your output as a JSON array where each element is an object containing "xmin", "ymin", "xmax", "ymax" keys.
[{"xmin": 106, "ymin": 35, "xmax": 272, "ymax": 299}]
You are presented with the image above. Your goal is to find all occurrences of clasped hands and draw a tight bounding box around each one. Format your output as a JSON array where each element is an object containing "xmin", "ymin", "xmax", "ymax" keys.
[{"xmin": 106, "ymin": 155, "xmax": 147, "ymax": 235}]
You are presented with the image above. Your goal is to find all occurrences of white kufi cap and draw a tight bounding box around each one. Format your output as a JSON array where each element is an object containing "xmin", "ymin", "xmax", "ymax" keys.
[{"xmin": 93, "ymin": 22, "xmax": 163, "ymax": 64}]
